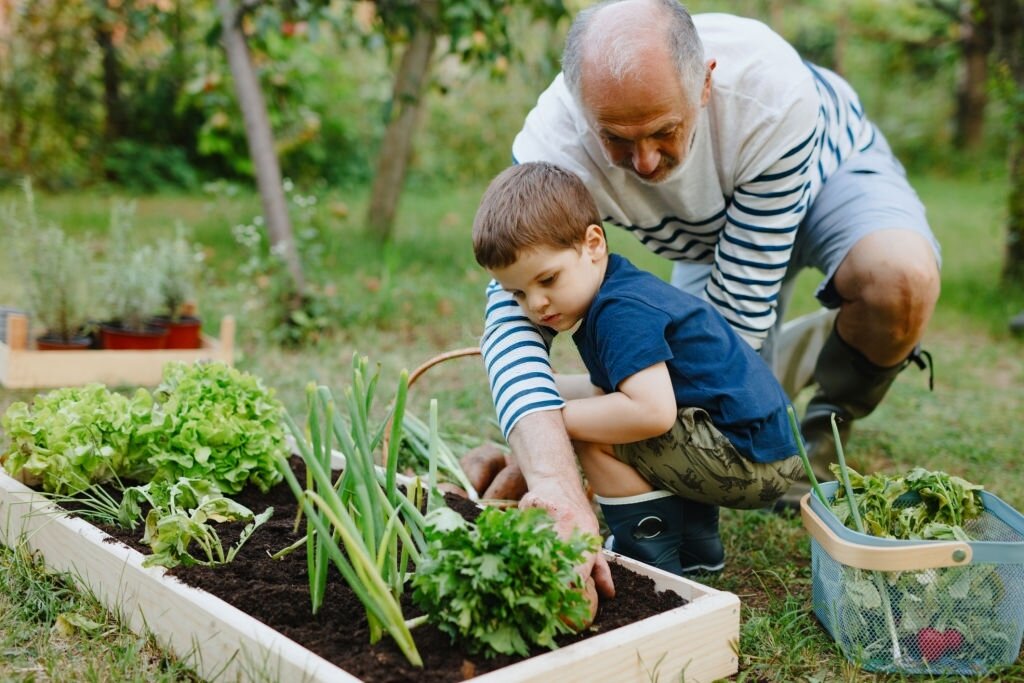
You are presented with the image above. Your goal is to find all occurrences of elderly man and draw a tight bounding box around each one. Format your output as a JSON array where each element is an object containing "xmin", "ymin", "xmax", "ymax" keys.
[{"xmin": 481, "ymin": 0, "xmax": 940, "ymax": 600}]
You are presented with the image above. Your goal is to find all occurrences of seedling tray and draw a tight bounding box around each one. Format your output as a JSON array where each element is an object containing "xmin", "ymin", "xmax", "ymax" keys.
[
  {"xmin": 0, "ymin": 463, "xmax": 741, "ymax": 682},
  {"xmin": 0, "ymin": 313, "xmax": 234, "ymax": 388}
]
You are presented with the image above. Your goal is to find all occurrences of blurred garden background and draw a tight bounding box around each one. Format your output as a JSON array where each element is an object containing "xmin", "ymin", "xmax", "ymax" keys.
[{"xmin": 1, "ymin": 0, "xmax": 1023, "ymax": 680}]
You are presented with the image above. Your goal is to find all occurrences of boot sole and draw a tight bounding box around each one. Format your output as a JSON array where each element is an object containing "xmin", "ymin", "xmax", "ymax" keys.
[
  {"xmin": 680, "ymin": 561, "xmax": 725, "ymax": 575},
  {"xmin": 605, "ymin": 535, "xmax": 725, "ymax": 575}
]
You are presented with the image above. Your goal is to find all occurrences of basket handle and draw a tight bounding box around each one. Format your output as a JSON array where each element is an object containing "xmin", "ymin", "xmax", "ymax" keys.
[
  {"xmin": 381, "ymin": 347, "xmax": 482, "ymax": 464},
  {"xmin": 800, "ymin": 493, "xmax": 973, "ymax": 570}
]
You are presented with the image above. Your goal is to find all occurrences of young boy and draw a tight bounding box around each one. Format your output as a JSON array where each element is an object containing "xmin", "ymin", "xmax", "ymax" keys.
[{"xmin": 472, "ymin": 161, "xmax": 802, "ymax": 576}]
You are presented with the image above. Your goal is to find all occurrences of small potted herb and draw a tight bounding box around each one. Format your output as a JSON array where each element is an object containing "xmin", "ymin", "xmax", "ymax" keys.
[
  {"xmin": 6, "ymin": 182, "xmax": 94, "ymax": 350},
  {"xmin": 149, "ymin": 225, "xmax": 204, "ymax": 348},
  {"xmin": 100, "ymin": 202, "xmax": 168, "ymax": 349}
]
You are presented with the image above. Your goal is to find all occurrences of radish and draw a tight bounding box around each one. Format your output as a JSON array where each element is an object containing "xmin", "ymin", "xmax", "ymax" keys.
[
  {"xmin": 917, "ymin": 627, "xmax": 964, "ymax": 661},
  {"xmin": 944, "ymin": 629, "xmax": 964, "ymax": 652}
]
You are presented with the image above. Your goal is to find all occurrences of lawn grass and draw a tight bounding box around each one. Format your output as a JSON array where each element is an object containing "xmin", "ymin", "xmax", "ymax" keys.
[
  {"xmin": 0, "ymin": 543, "xmax": 200, "ymax": 682},
  {"xmin": 1, "ymin": 171, "xmax": 1023, "ymax": 681}
]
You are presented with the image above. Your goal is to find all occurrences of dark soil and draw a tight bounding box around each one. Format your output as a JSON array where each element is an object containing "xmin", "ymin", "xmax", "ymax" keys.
[{"xmin": 87, "ymin": 458, "xmax": 687, "ymax": 682}]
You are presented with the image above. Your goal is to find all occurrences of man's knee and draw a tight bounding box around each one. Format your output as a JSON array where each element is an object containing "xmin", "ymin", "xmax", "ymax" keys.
[
  {"xmin": 866, "ymin": 257, "xmax": 939, "ymax": 339},
  {"xmin": 834, "ymin": 230, "xmax": 940, "ymax": 342}
]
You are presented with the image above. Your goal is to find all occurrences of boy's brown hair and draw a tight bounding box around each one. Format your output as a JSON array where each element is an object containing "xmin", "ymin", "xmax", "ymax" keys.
[{"xmin": 473, "ymin": 161, "xmax": 602, "ymax": 269}]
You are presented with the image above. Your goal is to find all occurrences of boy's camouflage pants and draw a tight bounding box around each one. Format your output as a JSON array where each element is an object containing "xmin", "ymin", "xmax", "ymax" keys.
[{"xmin": 612, "ymin": 407, "xmax": 802, "ymax": 509}]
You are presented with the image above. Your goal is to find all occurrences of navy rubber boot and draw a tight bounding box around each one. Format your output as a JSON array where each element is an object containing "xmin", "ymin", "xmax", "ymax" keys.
[
  {"xmin": 599, "ymin": 492, "xmax": 686, "ymax": 575},
  {"xmin": 676, "ymin": 499, "xmax": 724, "ymax": 574}
]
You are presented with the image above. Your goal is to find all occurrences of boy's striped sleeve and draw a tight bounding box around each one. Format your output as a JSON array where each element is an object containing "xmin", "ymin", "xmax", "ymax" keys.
[{"xmin": 481, "ymin": 280, "xmax": 564, "ymax": 440}]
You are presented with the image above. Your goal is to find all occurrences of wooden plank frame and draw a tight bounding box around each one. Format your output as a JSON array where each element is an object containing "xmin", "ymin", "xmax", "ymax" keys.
[
  {"xmin": 0, "ymin": 469, "xmax": 741, "ymax": 683},
  {"xmin": 0, "ymin": 313, "xmax": 235, "ymax": 389}
]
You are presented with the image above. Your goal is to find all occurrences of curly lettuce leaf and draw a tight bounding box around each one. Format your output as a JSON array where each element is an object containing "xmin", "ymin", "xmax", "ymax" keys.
[
  {"xmin": 1, "ymin": 384, "xmax": 152, "ymax": 494},
  {"xmin": 828, "ymin": 465, "xmax": 984, "ymax": 540},
  {"xmin": 137, "ymin": 361, "xmax": 286, "ymax": 494}
]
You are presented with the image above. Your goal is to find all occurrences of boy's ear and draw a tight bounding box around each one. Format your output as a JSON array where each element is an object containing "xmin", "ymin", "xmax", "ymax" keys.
[{"xmin": 584, "ymin": 224, "xmax": 606, "ymax": 258}]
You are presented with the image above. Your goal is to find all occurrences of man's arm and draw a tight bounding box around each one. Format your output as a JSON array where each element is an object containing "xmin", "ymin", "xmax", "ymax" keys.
[
  {"xmin": 480, "ymin": 282, "xmax": 615, "ymax": 609},
  {"xmin": 481, "ymin": 281, "xmax": 564, "ymax": 437},
  {"xmin": 706, "ymin": 99, "xmax": 822, "ymax": 349},
  {"xmin": 561, "ymin": 363, "xmax": 676, "ymax": 444},
  {"xmin": 508, "ymin": 410, "xmax": 615, "ymax": 612}
]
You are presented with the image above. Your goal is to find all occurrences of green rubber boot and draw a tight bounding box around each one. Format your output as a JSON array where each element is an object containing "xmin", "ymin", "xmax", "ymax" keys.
[{"xmin": 775, "ymin": 327, "xmax": 933, "ymax": 511}]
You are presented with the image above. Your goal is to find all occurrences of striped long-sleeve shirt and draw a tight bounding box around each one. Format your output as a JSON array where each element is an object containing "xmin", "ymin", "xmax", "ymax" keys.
[{"xmin": 485, "ymin": 13, "xmax": 876, "ymax": 440}]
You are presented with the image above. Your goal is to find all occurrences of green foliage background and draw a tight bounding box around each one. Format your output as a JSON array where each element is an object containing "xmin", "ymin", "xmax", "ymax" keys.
[
  {"xmin": 0, "ymin": 0, "xmax": 1015, "ymax": 192},
  {"xmin": 0, "ymin": 3, "xmax": 1022, "ymax": 679}
]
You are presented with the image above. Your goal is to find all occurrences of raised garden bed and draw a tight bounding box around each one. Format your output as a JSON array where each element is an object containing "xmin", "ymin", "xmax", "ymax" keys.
[
  {"xmin": 0, "ymin": 459, "xmax": 741, "ymax": 682},
  {"xmin": 0, "ymin": 313, "xmax": 234, "ymax": 389}
]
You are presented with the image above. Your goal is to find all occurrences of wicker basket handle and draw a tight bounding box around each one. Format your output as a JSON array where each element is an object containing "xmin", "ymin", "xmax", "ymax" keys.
[
  {"xmin": 382, "ymin": 347, "xmax": 482, "ymax": 463},
  {"xmin": 407, "ymin": 347, "xmax": 482, "ymax": 387}
]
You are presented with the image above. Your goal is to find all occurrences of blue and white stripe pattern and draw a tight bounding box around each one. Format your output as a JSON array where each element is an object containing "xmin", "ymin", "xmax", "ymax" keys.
[
  {"xmin": 705, "ymin": 120, "xmax": 815, "ymax": 341},
  {"xmin": 605, "ymin": 208, "xmax": 726, "ymax": 262},
  {"xmin": 485, "ymin": 23, "xmax": 877, "ymax": 439},
  {"xmin": 482, "ymin": 281, "xmax": 566, "ymax": 434}
]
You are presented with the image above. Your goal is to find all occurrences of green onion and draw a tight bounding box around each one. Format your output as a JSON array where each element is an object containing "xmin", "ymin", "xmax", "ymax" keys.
[
  {"xmin": 400, "ymin": 411, "xmax": 479, "ymax": 499},
  {"xmin": 786, "ymin": 405, "xmax": 827, "ymax": 506},
  {"xmin": 278, "ymin": 355, "xmax": 429, "ymax": 667},
  {"xmin": 831, "ymin": 414, "xmax": 903, "ymax": 663}
]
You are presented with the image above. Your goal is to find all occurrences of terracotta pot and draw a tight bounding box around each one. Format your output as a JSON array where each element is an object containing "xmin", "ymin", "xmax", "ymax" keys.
[
  {"xmin": 36, "ymin": 333, "xmax": 93, "ymax": 351},
  {"xmin": 148, "ymin": 315, "xmax": 203, "ymax": 349},
  {"xmin": 100, "ymin": 323, "xmax": 169, "ymax": 350}
]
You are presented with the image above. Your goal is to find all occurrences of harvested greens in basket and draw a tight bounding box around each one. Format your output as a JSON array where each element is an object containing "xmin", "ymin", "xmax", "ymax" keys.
[
  {"xmin": 827, "ymin": 465, "xmax": 985, "ymax": 541},
  {"xmin": 795, "ymin": 411, "xmax": 1023, "ymax": 673}
]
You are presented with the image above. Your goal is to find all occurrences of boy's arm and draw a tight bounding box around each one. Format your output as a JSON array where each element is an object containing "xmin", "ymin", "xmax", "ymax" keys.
[
  {"xmin": 561, "ymin": 362, "xmax": 677, "ymax": 444},
  {"xmin": 554, "ymin": 373, "xmax": 603, "ymax": 400}
]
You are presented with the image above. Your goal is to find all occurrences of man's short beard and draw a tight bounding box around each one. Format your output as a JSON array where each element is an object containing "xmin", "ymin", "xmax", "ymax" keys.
[{"xmin": 617, "ymin": 157, "xmax": 684, "ymax": 186}]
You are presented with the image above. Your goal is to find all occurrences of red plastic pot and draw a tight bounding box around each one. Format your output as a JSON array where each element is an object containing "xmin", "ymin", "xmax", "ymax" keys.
[
  {"xmin": 100, "ymin": 323, "xmax": 169, "ymax": 350},
  {"xmin": 35, "ymin": 334, "xmax": 93, "ymax": 351},
  {"xmin": 149, "ymin": 315, "xmax": 203, "ymax": 349}
]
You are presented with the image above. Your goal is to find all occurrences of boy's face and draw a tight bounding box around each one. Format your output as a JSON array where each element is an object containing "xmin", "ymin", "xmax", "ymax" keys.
[{"xmin": 489, "ymin": 224, "xmax": 607, "ymax": 332}]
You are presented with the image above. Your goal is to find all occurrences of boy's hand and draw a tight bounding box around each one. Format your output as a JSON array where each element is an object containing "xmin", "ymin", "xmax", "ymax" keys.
[{"xmin": 459, "ymin": 443, "xmax": 528, "ymax": 502}]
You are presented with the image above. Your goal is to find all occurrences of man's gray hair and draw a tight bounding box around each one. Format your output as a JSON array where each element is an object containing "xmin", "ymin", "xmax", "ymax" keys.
[{"xmin": 562, "ymin": 0, "xmax": 706, "ymax": 106}]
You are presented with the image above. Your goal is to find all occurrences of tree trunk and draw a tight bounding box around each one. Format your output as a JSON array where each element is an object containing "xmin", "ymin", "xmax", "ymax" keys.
[
  {"xmin": 365, "ymin": 0, "xmax": 440, "ymax": 242},
  {"xmin": 94, "ymin": 22, "xmax": 127, "ymax": 144},
  {"xmin": 0, "ymin": 1, "xmax": 22, "ymax": 171},
  {"xmin": 993, "ymin": 0, "xmax": 1023, "ymax": 284},
  {"xmin": 1005, "ymin": 120, "xmax": 1024, "ymax": 284},
  {"xmin": 767, "ymin": 0, "xmax": 783, "ymax": 34},
  {"xmin": 953, "ymin": 1, "xmax": 994, "ymax": 151},
  {"xmin": 216, "ymin": 0, "xmax": 305, "ymax": 296}
]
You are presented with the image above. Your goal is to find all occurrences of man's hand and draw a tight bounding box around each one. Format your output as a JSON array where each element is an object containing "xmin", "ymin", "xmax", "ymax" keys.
[
  {"xmin": 506, "ymin": 410, "xmax": 616, "ymax": 626},
  {"xmin": 520, "ymin": 483, "xmax": 615, "ymax": 625}
]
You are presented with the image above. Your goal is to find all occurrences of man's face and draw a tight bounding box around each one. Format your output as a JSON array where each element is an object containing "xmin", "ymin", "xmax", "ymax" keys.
[
  {"xmin": 581, "ymin": 52, "xmax": 711, "ymax": 185},
  {"xmin": 489, "ymin": 225, "xmax": 607, "ymax": 332}
]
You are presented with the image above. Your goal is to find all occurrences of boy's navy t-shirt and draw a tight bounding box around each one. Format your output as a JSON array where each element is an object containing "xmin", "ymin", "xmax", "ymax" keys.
[{"xmin": 571, "ymin": 254, "xmax": 797, "ymax": 463}]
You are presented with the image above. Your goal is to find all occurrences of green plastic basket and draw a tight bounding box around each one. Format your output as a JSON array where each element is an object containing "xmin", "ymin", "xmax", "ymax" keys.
[{"xmin": 801, "ymin": 481, "xmax": 1024, "ymax": 675}]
